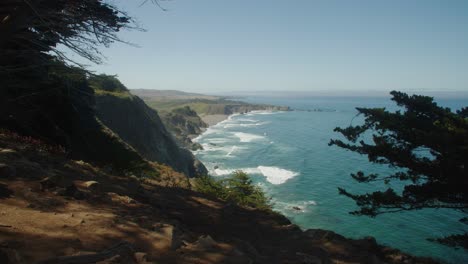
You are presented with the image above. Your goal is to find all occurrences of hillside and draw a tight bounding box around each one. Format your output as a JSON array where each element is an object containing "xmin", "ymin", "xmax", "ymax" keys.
[
  {"xmin": 94, "ymin": 89, "xmax": 207, "ymax": 177},
  {"xmin": 0, "ymin": 130, "xmax": 439, "ymax": 264}
]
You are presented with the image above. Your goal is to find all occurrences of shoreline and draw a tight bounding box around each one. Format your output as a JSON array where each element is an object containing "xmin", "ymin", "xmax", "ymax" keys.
[
  {"xmin": 199, "ymin": 114, "xmax": 229, "ymax": 127},
  {"xmin": 192, "ymin": 111, "xmax": 442, "ymax": 263}
]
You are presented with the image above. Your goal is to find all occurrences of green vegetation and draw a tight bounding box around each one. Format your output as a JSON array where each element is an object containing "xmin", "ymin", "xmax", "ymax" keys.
[
  {"xmin": 89, "ymin": 74, "xmax": 134, "ymax": 99},
  {"xmin": 330, "ymin": 91, "xmax": 468, "ymax": 248},
  {"xmin": 195, "ymin": 171, "xmax": 272, "ymax": 210},
  {"xmin": 89, "ymin": 74, "xmax": 129, "ymax": 92}
]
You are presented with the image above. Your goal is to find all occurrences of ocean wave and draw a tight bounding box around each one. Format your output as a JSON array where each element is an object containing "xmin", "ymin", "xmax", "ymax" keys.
[
  {"xmin": 212, "ymin": 166, "xmax": 299, "ymax": 185},
  {"xmin": 245, "ymin": 110, "xmax": 285, "ymax": 116},
  {"xmin": 204, "ymin": 138, "xmax": 230, "ymax": 144},
  {"xmin": 257, "ymin": 166, "xmax": 299, "ymax": 184},
  {"xmin": 223, "ymin": 121, "xmax": 270, "ymax": 129},
  {"xmin": 236, "ymin": 118, "xmax": 259, "ymax": 123},
  {"xmin": 273, "ymin": 200, "xmax": 317, "ymax": 213},
  {"xmin": 226, "ymin": 146, "xmax": 239, "ymax": 157},
  {"xmin": 213, "ymin": 168, "xmax": 260, "ymax": 176},
  {"xmin": 233, "ymin": 132, "xmax": 265, "ymax": 142},
  {"xmin": 192, "ymin": 127, "xmax": 221, "ymax": 142}
]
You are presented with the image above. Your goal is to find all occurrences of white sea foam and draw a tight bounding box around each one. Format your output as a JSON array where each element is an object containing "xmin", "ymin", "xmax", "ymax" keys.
[
  {"xmin": 205, "ymin": 138, "xmax": 229, "ymax": 144},
  {"xmin": 245, "ymin": 110, "xmax": 284, "ymax": 116},
  {"xmin": 199, "ymin": 143, "xmax": 219, "ymax": 152},
  {"xmin": 257, "ymin": 166, "xmax": 299, "ymax": 184},
  {"xmin": 212, "ymin": 166, "xmax": 299, "ymax": 185},
  {"xmin": 236, "ymin": 118, "xmax": 259, "ymax": 123},
  {"xmin": 223, "ymin": 121, "xmax": 270, "ymax": 129},
  {"xmin": 233, "ymin": 132, "xmax": 265, "ymax": 142},
  {"xmin": 193, "ymin": 127, "xmax": 221, "ymax": 142},
  {"xmin": 273, "ymin": 200, "xmax": 317, "ymax": 213},
  {"xmin": 222, "ymin": 123, "xmax": 240, "ymax": 129},
  {"xmin": 241, "ymin": 121, "xmax": 270, "ymax": 127},
  {"xmin": 226, "ymin": 146, "xmax": 238, "ymax": 157}
]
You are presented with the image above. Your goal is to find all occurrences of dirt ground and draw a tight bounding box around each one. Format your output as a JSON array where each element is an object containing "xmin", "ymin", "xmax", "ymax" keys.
[{"xmin": 0, "ymin": 132, "xmax": 439, "ymax": 264}]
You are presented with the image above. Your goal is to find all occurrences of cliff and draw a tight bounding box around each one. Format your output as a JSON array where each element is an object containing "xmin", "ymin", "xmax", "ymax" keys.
[
  {"xmin": 0, "ymin": 71, "xmax": 151, "ymax": 174},
  {"xmin": 94, "ymin": 91, "xmax": 207, "ymax": 177},
  {"xmin": 160, "ymin": 106, "xmax": 208, "ymax": 150}
]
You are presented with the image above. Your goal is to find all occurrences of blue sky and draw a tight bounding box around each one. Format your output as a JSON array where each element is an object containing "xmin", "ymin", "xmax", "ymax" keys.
[{"xmin": 75, "ymin": 0, "xmax": 468, "ymax": 94}]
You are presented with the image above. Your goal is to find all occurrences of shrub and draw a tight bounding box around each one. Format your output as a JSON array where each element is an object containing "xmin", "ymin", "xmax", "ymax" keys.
[
  {"xmin": 194, "ymin": 171, "xmax": 271, "ymax": 210},
  {"xmin": 88, "ymin": 74, "xmax": 128, "ymax": 92}
]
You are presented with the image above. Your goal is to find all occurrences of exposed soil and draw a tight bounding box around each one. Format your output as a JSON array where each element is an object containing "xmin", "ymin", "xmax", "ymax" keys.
[{"xmin": 0, "ymin": 132, "xmax": 439, "ymax": 264}]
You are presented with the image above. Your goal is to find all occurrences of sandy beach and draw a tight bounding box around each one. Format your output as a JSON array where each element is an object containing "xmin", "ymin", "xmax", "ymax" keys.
[{"xmin": 200, "ymin": 114, "xmax": 229, "ymax": 126}]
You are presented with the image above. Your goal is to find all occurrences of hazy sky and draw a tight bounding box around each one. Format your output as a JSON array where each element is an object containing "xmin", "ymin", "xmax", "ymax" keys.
[{"xmin": 74, "ymin": 0, "xmax": 468, "ymax": 93}]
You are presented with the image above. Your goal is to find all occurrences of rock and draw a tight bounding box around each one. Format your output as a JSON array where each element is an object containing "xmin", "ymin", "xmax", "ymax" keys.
[
  {"xmin": 355, "ymin": 236, "xmax": 378, "ymax": 251},
  {"xmin": 0, "ymin": 149, "xmax": 21, "ymax": 159},
  {"xmin": 304, "ymin": 229, "xmax": 336, "ymax": 240},
  {"xmin": 193, "ymin": 235, "xmax": 217, "ymax": 250},
  {"xmin": 191, "ymin": 143, "xmax": 203, "ymax": 151},
  {"xmin": 75, "ymin": 180, "xmax": 101, "ymax": 194},
  {"xmin": 292, "ymin": 206, "xmax": 302, "ymax": 211},
  {"xmin": 0, "ymin": 183, "xmax": 13, "ymax": 199},
  {"xmin": 63, "ymin": 184, "xmax": 86, "ymax": 200},
  {"xmin": 11, "ymin": 160, "xmax": 44, "ymax": 179},
  {"xmin": 0, "ymin": 163, "xmax": 16, "ymax": 178},
  {"xmin": 39, "ymin": 177, "xmax": 57, "ymax": 191},
  {"xmin": 214, "ymin": 165, "xmax": 219, "ymax": 170},
  {"xmin": 296, "ymin": 252, "xmax": 323, "ymax": 264},
  {"xmin": 368, "ymin": 254, "xmax": 384, "ymax": 264},
  {"xmin": 0, "ymin": 248, "xmax": 22, "ymax": 264},
  {"xmin": 40, "ymin": 174, "xmax": 70, "ymax": 190},
  {"xmin": 134, "ymin": 252, "xmax": 150, "ymax": 264}
]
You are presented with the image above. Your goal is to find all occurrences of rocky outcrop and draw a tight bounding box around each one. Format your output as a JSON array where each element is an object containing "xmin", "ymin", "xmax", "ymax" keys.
[
  {"xmin": 160, "ymin": 106, "xmax": 207, "ymax": 150},
  {"xmin": 95, "ymin": 93, "xmax": 207, "ymax": 177}
]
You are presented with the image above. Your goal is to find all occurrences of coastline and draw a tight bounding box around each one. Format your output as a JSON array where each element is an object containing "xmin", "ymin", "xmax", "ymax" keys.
[
  {"xmin": 199, "ymin": 114, "xmax": 229, "ymax": 127},
  {"xmin": 191, "ymin": 110, "xmax": 443, "ymax": 263}
]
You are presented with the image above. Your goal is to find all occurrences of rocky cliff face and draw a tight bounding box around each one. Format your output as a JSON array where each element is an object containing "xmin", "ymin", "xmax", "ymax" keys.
[
  {"xmin": 160, "ymin": 106, "xmax": 207, "ymax": 150},
  {"xmin": 95, "ymin": 93, "xmax": 207, "ymax": 177}
]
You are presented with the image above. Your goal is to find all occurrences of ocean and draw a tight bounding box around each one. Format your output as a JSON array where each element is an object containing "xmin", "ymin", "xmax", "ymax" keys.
[{"xmin": 193, "ymin": 95, "xmax": 468, "ymax": 263}]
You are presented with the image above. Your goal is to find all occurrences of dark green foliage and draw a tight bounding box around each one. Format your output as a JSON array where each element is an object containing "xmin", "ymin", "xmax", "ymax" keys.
[
  {"xmin": 195, "ymin": 171, "xmax": 272, "ymax": 210},
  {"xmin": 224, "ymin": 171, "xmax": 272, "ymax": 210},
  {"xmin": 89, "ymin": 74, "xmax": 129, "ymax": 92},
  {"xmin": 172, "ymin": 106, "xmax": 199, "ymax": 117},
  {"xmin": 194, "ymin": 175, "xmax": 227, "ymax": 199},
  {"xmin": 0, "ymin": 0, "xmax": 134, "ymax": 70},
  {"xmin": 330, "ymin": 91, "xmax": 468, "ymax": 248},
  {"xmin": 428, "ymin": 233, "xmax": 468, "ymax": 250}
]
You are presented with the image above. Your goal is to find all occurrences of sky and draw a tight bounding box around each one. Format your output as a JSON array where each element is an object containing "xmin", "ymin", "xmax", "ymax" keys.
[{"xmin": 72, "ymin": 0, "xmax": 468, "ymax": 94}]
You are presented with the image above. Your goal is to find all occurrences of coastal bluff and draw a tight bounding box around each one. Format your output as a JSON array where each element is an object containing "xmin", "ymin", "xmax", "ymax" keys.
[{"xmin": 95, "ymin": 92, "xmax": 207, "ymax": 177}]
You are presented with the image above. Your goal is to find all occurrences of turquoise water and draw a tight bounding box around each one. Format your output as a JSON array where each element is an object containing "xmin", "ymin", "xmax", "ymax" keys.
[{"xmin": 193, "ymin": 96, "xmax": 468, "ymax": 263}]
